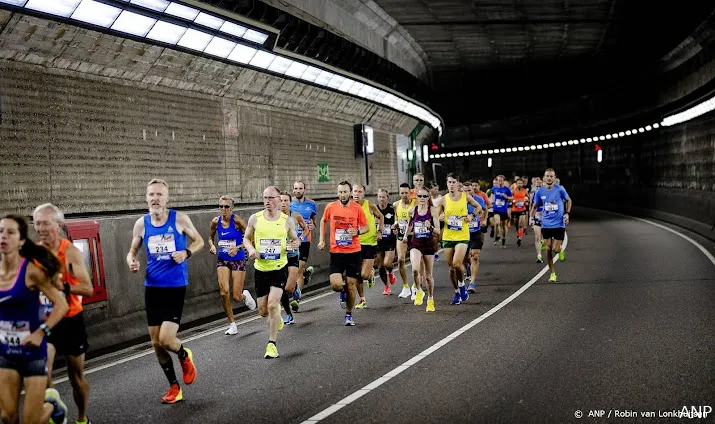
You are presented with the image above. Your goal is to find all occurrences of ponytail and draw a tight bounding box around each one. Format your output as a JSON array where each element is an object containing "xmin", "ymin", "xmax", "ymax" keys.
[{"xmin": 2, "ymin": 214, "xmax": 61, "ymax": 279}]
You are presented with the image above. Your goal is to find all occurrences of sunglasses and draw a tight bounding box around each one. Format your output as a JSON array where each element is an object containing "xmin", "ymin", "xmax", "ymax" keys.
[
  {"xmin": 417, "ymin": 194, "xmax": 430, "ymax": 199},
  {"xmin": 219, "ymin": 205, "xmax": 232, "ymax": 209}
]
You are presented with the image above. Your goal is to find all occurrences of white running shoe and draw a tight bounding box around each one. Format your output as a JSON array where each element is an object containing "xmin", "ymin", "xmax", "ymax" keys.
[
  {"xmin": 398, "ymin": 286, "xmax": 411, "ymax": 298},
  {"xmin": 225, "ymin": 322, "xmax": 238, "ymax": 335},
  {"xmin": 243, "ymin": 290, "xmax": 257, "ymax": 310},
  {"xmin": 410, "ymin": 286, "xmax": 417, "ymax": 301}
]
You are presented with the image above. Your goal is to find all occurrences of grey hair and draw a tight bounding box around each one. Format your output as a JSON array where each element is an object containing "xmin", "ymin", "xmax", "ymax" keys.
[
  {"xmin": 147, "ymin": 179, "xmax": 169, "ymax": 189},
  {"xmin": 219, "ymin": 195, "xmax": 235, "ymax": 206},
  {"xmin": 32, "ymin": 203, "xmax": 64, "ymax": 223}
]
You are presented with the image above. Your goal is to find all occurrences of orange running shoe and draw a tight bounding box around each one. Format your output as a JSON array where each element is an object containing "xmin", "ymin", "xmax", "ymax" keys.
[{"xmin": 180, "ymin": 348, "xmax": 196, "ymax": 385}]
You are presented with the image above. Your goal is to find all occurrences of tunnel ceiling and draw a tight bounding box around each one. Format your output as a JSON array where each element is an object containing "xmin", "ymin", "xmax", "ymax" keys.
[{"xmin": 370, "ymin": 0, "xmax": 715, "ymax": 137}]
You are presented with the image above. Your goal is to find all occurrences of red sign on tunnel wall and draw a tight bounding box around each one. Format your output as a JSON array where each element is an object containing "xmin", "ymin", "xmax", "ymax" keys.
[{"xmin": 65, "ymin": 221, "xmax": 107, "ymax": 304}]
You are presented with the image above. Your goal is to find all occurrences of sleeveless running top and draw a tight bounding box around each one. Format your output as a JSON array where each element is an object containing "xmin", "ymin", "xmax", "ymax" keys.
[
  {"xmin": 144, "ymin": 209, "xmax": 188, "ymax": 288},
  {"xmin": 253, "ymin": 211, "xmax": 288, "ymax": 272},
  {"xmin": 443, "ymin": 192, "xmax": 469, "ymax": 241},
  {"xmin": 358, "ymin": 200, "xmax": 377, "ymax": 246},
  {"xmin": 0, "ymin": 259, "xmax": 46, "ymax": 359},
  {"xmin": 395, "ymin": 199, "xmax": 415, "ymax": 236},
  {"xmin": 467, "ymin": 194, "xmax": 486, "ymax": 233},
  {"xmin": 40, "ymin": 238, "xmax": 83, "ymax": 318},
  {"xmin": 217, "ymin": 214, "xmax": 245, "ymax": 261},
  {"xmin": 512, "ymin": 188, "xmax": 528, "ymax": 212},
  {"xmin": 378, "ymin": 204, "xmax": 395, "ymax": 239},
  {"xmin": 410, "ymin": 205, "xmax": 434, "ymax": 239},
  {"xmin": 286, "ymin": 213, "xmax": 300, "ymax": 258}
]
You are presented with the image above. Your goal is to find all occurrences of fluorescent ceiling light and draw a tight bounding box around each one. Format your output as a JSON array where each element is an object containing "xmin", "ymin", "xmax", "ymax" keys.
[
  {"xmin": 146, "ymin": 20, "xmax": 186, "ymax": 44},
  {"xmin": 488, "ymin": 150, "xmax": 493, "ymax": 154},
  {"xmin": 227, "ymin": 44, "xmax": 256, "ymax": 64},
  {"xmin": 25, "ymin": 0, "xmax": 81, "ymax": 17},
  {"xmin": 358, "ymin": 84, "xmax": 371, "ymax": 98},
  {"xmin": 537, "ymin": 145, "xmax": 543, "ymax": 149},
  {"xmin": 111, "ymin": 10, "xmax": 156, "ymax": 36},
  {"xmin": 653, "ymin": 123, "xmax": 660, "ymax": 128},
  {"xmin": 220, "ymin": 21, "xmax": 247, "ymax": 38},
  {"xmin": 506, "ymin": 148, "xmax": 512, "ymax": 152},
  {"xmin": 314, "ymin": 70, "xmax": 333, "ymax": 86},
  {"xmin": 249, "ymin": 50, "xmax": 276, "ymax": 69},
  {"xmin": 481, "ymin": 150, "xmax": 488, "ymax": 154},
  {"xmin": 555, "ymin": 142, "xmax": 562, "ymax": 147},
  {"xmin": 243, "ymin": 29, "xmax": 268, "ymax": 44},
  {"xmin": 645, "ymin": 125, "xmax": 652, "ymax": 131},
  {"xmin": 446, "ymin": 153, "xmax": 453, "ymax": 158},
  {"xmin": 177, "ymin": 28, "xmax": 213, "ymax": 51},
  {"xmin": 625, "ymin": 130, "xmax": 631, "ymax": 135},
  {"xmin": 71, "ymin": 0, "xmax": 121, "ymax": 27},
  {"xmin": 194, "ymin": 11, "xmax": 223, "ymax": 29},
  {"xmin": 476, "ymin": 151, "xmax": 482, "ymax": 155},
  {"xmin": 0, "ymin": 0, "xmax": 28, "ymax": 6},
  {"xmin": 337, "ymin": 78, "xmax": 355, "ymax": 93},
  {"xmin": 499, "ymin": 148, "xmax": 506, "ymax": 153},
  {"xmin": 458, "ymin": 152, "xmax": 464, "ymax": 157},
  {"xmin": 327, "ymin": 74, "xmax": 345, "ymax": 89},
  {"xmin": 267, "ymin": 56, "xmax": 292, "ymax": 74},
  {"xmin": 130, "ymin": 0, "xmax": 169, "ymax": 12},
  {"xmin": 548, "ymin": 143, "xmax": 555, "ymax": 147},
  {"xmin": 300, "ymin": 66, "xmax": 321, "ymax": 83},
  {"xmin": 284, "ymin": 61, "xmax": 308, "ymax": 78},
  {"xmin": 638, "ymin": 127, "xmax": 645, "ymax": 133},
  {"xmin": 164, "ymin": 2, "xmax": 199, "ymax": 20},
  {"xmin": 204, "ymin": 37, "xmax": 236, "ymax": 58}
]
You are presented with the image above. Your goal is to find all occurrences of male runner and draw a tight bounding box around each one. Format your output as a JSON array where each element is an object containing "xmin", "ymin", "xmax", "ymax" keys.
[
  {"xmin": 487, "ymin": 178, "xmax": 498, "ymax": 239},
  {"xmin": 34, "ymin": 203, "xmax": 94, "ymax": 424},
  {"xmin": 462, "ymin": 184, "xmax": 487, "ymax": 294},
  {"xmin": 318, "ymin": 181, "xmax": 368, "ymax": 326},
  {"xmin": 491, "ymin": 175, "xmax": 513, "ymax": 248},
  {"xmin": 375, "ymin": 189, "xmax": 397, "ymax": 295},
  {"xmin": 289, "ymin": 181, "xmax": 317, "ymax": 311},
  {"xmin": 243, "ymin": 186, "xmax": 301, "ymax": 358},
  {"xmin": 279, "ymin": 191, "xmax": 309, "ymax": 325},
  {"xmin": 529, "ymin": 177, "xmax": 545, "ymax": 262},
  {"xmin": 208, "ymin": 196, "xmax": 256, "ymax": 336},
  {"xmin": 435, "ymin": 173, "xmax": 484, "ymax": 305},
  {"xmin": 393, "ymin": 183, "xmax": 416, "ymax": 299},
  {"xmin": 353, "ymin": 183, "xmax": 384, "ymax": 309},
  {"xmin": 531, "ymin": 169, "xmax": 572, "ymax": 282},
  {"xmin": 511, "ymin": 179, "xmax": 529, "ymax": 246},
  {"xmin": 553, "ymin": 177, "xmax": 566, "ymax": 261},
  {"xmin": 126, "ymin": 179, "xmax": 202, "ymax": 404}
]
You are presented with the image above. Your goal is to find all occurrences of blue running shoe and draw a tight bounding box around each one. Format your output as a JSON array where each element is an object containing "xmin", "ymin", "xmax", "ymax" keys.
[
  {"xmin": 467, "ymin": 282, "xmax": 477, "ymax": 293},
  {"xmin": 293, "ymin": 287, "xmax": 301, "ymax": 301},
  {"xmin": 459, "ymin": 285, "xmax": 469, "ymax": 302},
  {"xmin": 344, "ymin": 314, "xmax": 355, "ymax": 326},
  {"xmin": 450, "ymin": 293, "xmax": 461, "ymax": 305},
  {"xmin": 339, "ymin": 290, "xmax": 347, "ymax": 309},
  {"xmin": 283, "ymin": 314, "xmax": 295, "ymax": 325}
]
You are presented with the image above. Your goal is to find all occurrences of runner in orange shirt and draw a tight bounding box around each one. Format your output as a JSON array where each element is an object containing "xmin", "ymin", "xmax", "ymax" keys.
[{"xmin": 511, "ymin": 178, "xmax": 529, "ymax": 246}]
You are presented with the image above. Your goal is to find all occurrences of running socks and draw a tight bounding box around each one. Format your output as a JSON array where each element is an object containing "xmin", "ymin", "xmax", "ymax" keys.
[
  {"xmin": 160, "ymin": 357, "xmax": 178, "ymax": 386},
  {"xmin": 177, "ymin": 345, "xmax": 188, "ymax": 361},
  {"xmin": 281, "ymin": 291, "xmax": 291, "ymax": 316}
]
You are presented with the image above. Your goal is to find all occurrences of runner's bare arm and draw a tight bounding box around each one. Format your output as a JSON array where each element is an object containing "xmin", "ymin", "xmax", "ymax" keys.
[
  {"xmin": 286, "ymin": 217, "xmax": 301, "ymax": 249},
  {"xmin": 295, "ymin": 213, "xmax": 309, "ymax": 239},
  {"xmin": 233, "ymin": 214, "xmax": 248, "ymax": 233},
  {"xmin": 370, "ymin": 202, "xmax": 384, "ymax": 239},
  {"xmin": 64, "ymin": 244, "xmax": 94, "ymax": 297},
  {"xmin": 318, "ymin": 213, "xmax": 328, "ymax": 250},
  {"xmin": 177, "ymin": 212, "xmax": 204, "ymax": 257},
  {"xmin": 242, "ymin": 214, "xmax": 258, "ymax": 259},
  {"xmin": 208, "ymin": 217, "xmax": 218, "ymax": 254},
  {"xmin": 126, "ymin": 217, "xmax": 144, "ymax": 272},
  {"xmin": 430, "ymin": 206, "xmax": 441, "ymax": 235}
]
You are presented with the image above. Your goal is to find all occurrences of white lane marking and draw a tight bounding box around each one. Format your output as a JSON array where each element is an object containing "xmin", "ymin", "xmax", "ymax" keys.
[
  {"xmin": 607, "ymin": 212, "xmax": 715, "ymax": 267},
  {"xmin": 53, "ymin": 250, "xmax": 442, "ymax": 384},
  {"xmin": 300, "ymin": 234, "xmax": 568, "ymax": 423}
]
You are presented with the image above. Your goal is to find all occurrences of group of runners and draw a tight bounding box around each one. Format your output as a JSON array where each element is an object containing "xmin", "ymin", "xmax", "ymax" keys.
[{"xmin": 0, "ymin": 168, "xmax": 571, "ymax": 422}]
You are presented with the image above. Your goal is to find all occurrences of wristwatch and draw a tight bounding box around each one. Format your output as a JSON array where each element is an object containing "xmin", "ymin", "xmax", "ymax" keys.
[
  {"xmin": 185, "ymin": 249, "xmax": 192, "ymax": 258},
  {"xmin": 39, "ymin": 323, "xmax": 51, "ymax": 337}
]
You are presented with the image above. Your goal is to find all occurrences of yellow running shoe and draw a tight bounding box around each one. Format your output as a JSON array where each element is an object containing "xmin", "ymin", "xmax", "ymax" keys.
[
  {"xmin": 264, "ymin": 342, "xmax": 279, "ymax": 359},
  {"xmin": 549, "ymin": 272, "xmax": 557, "ymax": 282},
  {"xmin": 414, "ymin": 290, "xmax": 425, "ymax": 306},
  {"xmin": 355, "ymin": 299, "xmax": 367, "ymax": 309},
  {"xmin": 278, "ymin": 315, "xmax": 284, "ymax": 331},
  {"xmin": 559, "ymin": 250, "xmax": 565, "ymax": 261},
  {"xmin": 426, "ymin": 299, "xmax": 435, "ymax": 312}
]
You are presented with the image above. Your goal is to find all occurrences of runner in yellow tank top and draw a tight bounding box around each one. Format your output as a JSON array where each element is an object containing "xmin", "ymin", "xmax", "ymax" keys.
[
  {"xmin": 393, "ymin": 183, "xmax": 416, "ymax": 299},
  {"xmin": 353, "ymin": 183, "xmax": 384, "ymax": 309},
  {"xmin": 435, "ymin": 173, "xmax": 484, "ymax": 305},
  {"xmin": 243, "ymin": 186, "xmax": 301, "ymax": 359}
]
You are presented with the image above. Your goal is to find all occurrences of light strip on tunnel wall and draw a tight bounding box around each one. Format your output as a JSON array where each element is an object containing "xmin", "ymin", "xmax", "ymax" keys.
[
  {"xmin": 0, "ymin": 0, "xmax": 444, "ymax": 135},
  {"xmin": 429, "ymin": 122, "xmax": 661, "ymax": 159},
  {"xmin": 661, "ymin": 93, "xmax": 715, "ymax": 126}
]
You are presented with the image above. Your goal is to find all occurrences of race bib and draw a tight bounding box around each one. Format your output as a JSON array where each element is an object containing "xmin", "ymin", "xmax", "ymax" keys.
[
  {"xmin": 0, "ymin": 320, "xmax": 30, "ymax": 349},
  {"xmin": 515, "ymin": 201, "xmax": 525, "ymax": 208},
  {"xmin": 259, "ymin": 238, "xmax": 281, "ymax": 260},
  {"xmin": 217, "ymin": 239, "xmax": 236, "ymax": 254},
  {"xmin": 382, "ymin": 224, "xmax": 393, "ymax": 237},
  {"xmin": 447, "ymin": 215, "xmax": 462, "ymax": 231},
  {"xmin": 397, "ymin": 220, "xmax": 408, "ymax": 234},
  {"xmin": 535, "ymin": 211, "xmax": 543, "ymax": 220},
  {"xmin": 414, "ymin": 221, "xmax": 430, "ymax": 238},
  {"xmin": 545, "ymin": 202, "xmax": 559, "ymax": 212},
  {"xmin": 469, "ymin": 220, "xmax": 480, "ymax": 232},
  {"xmin": 39, "ymin": 292, "xmax": 53, "ymax": 316},
  {"xmin": 335, "ymin": 229, "xmax": 352, "ymax": 246},
  {"xmin": 495, "ymin": 199, "xmax": 505, "ymax": 207},
  {"xmin": 148, "ymin": 234, "xmax": 176, "ymax": 258}
]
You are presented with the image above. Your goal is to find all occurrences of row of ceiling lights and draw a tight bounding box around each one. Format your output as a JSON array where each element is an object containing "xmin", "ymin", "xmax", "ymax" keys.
[{"xmin": 1, "ymin": 0, "xmax": 443, "ymax": 134}]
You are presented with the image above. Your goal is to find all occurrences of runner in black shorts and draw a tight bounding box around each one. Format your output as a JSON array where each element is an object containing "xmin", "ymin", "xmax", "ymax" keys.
[
  {"xmin": 280, "ymin": 191, "xmax": 309, "ymax": 323},
  {"xmin": 403, "ymin": 188, "xmax": 440, "ymax": 311},
  {"xmin": 375, "ymin": 189, "xmax": 397, "ymax": 295},
  {"xmin": 290, "ymin": 181, "xmax": 317, "ymax": 308}
]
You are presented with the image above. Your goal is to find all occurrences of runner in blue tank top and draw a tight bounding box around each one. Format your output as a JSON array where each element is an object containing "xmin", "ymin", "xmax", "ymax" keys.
[
  {"xmin": 280, "ymin": 191, "xmax": 309, "ymax": 325},
  {"xmin": 208, "ymin": 195, "xmax": 256, "ymax": 336},
  {"xmin": 464, "ymin": 181, "xmax": 487, "ymax": 294},
  {"xmin": 126, "ymin": 179, "xmax": 204, "ymax": 404},
  {"xmin": 0, "ymin": 214, "xmax": 69, "ymax": 424},
  {"xmin": 289, "ymin": 181, "xmax": 317, "ymax": 310}
]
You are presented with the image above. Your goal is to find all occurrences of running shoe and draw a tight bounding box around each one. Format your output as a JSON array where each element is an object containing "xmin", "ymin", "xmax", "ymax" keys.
[
  {"xmin": 549, "ymin": 273, "xmax": 558, "ymax": 282},
  {"xmin": 225, "ymin": 322, "xmax": 238, "ymax": 335},
  {"xmin": 410, "ymin": 285, "xmax": 418, "ymax": 301},
  {"xmin": 434, "ymin": 254, "xmax": 439, "ymax": 262},
  {"xmin": 45, "ymin": 388, "xmax": 68, "ymax": 423},
  {"xmin": 414, "ymin": 289, "xmax": 425, "ymax": 306},
  {"xmin": 490, "ymin": 228, "xmax": 495, "ymax": 238},
  {"xmin": 179, "ymin": 348, "xmax": 196, "ymax": 384},
  {"xmin": 290, "ymin": 299, "xmax": 299, "ymax": 312},
  {"xmin": 459, "ymin": 285, "xmax": 469, "ymax": 302},
  {"xmin": 264, "ymin": 343, "xmax": 279, "ymax": 359},
  {"xmin": 426, "ymin": 299, "xmax": 435, "ymax": 312},
  {"xmin": 243, "ymin": 290, "xmax": 257, "ymax": 310},
  {"xmin": 293, "ymin": 287, "xmax": 301, "ymax": 301},
  {"xmin": 541, "ymin": 241, "xmax": 545, "ymax": 251},
  {"xmin": 367, "ymin": 274, "xmax": 375, "ymax": 289},
  {"xmin": 517, "ymin": 238, "xmax": 522, "ymax": 247},
  {"xmin": 355, "ymin": 299, "xmax": 367, "ymax": 309},
  {"xmin": 536, "ymin": 255, "xmax": 543, "ymax": 263},
  {"xmin": 344, "ymin": 314, "xmax": 355, "ymax": 326},
  {"xmin": 450, "ymin": 293, "xmax": 461, "ymax": 305},
  {"xmin": 283, "ymin": 314, "xmax": 295, "ymax": 325},
  {"xmin": 398, "ymin": 285, "xmax": 411, "ymax": 298},
  {"xmin": 278, "ymin": 314, "xmax": 284, "ymax": 331},
  {"xmin": 383, "ymin": 285, "xmax": 391, "ymax": 295},
  {"xmin": 467, "ymin": 282, "xmax": 477, "ymax": 293},
  {"xmin": 388, "ymin": 272, "xmax": 396, "ymax": 285},
  {"xmin": 160, "ymin": 384, "xmax": 183, "ymax": 404},
  {"xmin": 559, "ymin": 250, "xmax": 565, "ymax": 261},
  {"xmin": 339, "ymin": 290, "xmax": 347, "ymax": 309},
  {"xmin": 304, "ymin": 266, "xmax": 314, "ymax": 285}
]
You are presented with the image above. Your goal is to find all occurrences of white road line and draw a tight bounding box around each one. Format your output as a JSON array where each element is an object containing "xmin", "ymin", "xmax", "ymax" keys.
[
  {"xmin": 300, "ymin": 234, "xmax": 569, "ymax": 424},
  {"xmin": 607, "ymin": 211, "xmax": 715, "ymax": 267},
  {"xmin": 53, "ymin": 249, "xmax": 441, "ymax": 384}
]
